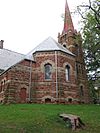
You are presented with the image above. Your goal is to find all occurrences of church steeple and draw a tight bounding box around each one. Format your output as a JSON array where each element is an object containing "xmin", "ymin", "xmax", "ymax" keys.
[
  {"xmin": 63, "ymin": 0, "xmax": 74, "ymax": 33},
  {"xmin": 58, "ymin": 0, "xmax": 75, "ymax": 50},
  {"xmin": 58, "ymin": 0, "xmax": 90, "ymax": 104}
]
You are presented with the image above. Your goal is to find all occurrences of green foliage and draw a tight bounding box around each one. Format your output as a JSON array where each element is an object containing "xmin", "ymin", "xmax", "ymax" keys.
[
  {"xmin": 0, "ymin": 104, "xmax": 100, "ymax": 133},
  {"xmin": 82, "ymin": 0, "xmax": 100, "ymax": 80},
  {"xmin": 88, "ymin": 80, "xmax": 97, "ymax": 103},
  {"xmin": 78, "ymin": 0, "xmax": 100, "ymax": 101}
]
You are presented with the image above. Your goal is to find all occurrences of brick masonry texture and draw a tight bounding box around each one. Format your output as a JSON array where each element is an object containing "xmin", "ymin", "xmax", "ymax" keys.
[{"xmin": 0, "ymin": 49, "xmax": 90, "ymax": 104}]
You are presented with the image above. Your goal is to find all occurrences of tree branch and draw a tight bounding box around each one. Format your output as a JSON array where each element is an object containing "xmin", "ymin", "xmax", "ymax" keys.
[
  {"xmin": 77, "ymin": 0, "xmax": 100, "ymax": 29},
  {"xmin": 77, "ymin": 6, "xmax": 87, "ymax": 19}
]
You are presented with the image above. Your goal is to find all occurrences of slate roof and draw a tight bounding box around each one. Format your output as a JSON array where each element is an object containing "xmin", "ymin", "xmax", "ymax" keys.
[{"xmin": 27, "ymin": 37, "xmax": 74, "ymax": 58}]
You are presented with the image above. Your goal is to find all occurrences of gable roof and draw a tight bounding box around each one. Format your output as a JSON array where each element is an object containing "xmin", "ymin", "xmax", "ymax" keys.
[
  {"xmin": 0, "ymin": 48, "xmax": 25, "ymax": 71},
  {"xmin": 27, "ymin": 37, "xmax": 74, "ymax": 57}
]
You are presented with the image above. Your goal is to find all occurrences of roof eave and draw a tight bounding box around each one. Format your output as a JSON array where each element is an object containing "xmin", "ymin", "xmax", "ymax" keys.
[
  {"xmin": 33, "ymin": 49, "xmax": 75, "ymax": 57},
  {"xmin": 0, "ymin": 58, "xmax": 36, "ymax": 76}
]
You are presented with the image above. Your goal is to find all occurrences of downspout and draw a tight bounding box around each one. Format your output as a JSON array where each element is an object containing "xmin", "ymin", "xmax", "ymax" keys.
[
  {"xmin": 55, "ymin": 51, "xmax": 58, "ymax": 99},
  {"xmin": 29, "ymin": 60, "xmax": 32, "ymax": 102}
]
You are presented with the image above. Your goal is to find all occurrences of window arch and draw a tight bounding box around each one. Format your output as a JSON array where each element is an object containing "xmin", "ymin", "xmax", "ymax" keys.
[
  {"xmin": 44, "ymin": 63, "xmax": 52, "ymax": 80},
  {"xmin": 65, "ymin": 65, "xmax": 70, "ymax": 81}
]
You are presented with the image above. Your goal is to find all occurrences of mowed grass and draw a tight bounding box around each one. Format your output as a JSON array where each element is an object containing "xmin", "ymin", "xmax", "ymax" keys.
[{"xmin": 0, "ymin": 104, "xmax": 100, "ymax": 133}]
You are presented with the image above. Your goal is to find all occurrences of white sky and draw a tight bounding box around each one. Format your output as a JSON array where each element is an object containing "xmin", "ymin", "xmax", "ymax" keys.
[{"xmin": 0, "ymin": 0, "xmax": 88, "ymax": 54}]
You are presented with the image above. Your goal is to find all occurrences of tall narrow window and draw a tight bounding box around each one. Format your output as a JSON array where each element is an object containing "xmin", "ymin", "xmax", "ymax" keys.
[
  {"xmin": 76, "ymin": 64, "xmax": 78, "ymax": 74},
  {"xmin": 66, "ymin": 65, "xmax": 70, "ymax": 81},
  {"xmin": 44, "ymin": 64, "xmax": 52, "ymax": 80},
  {"xmin": 0, "ymin": 81, "xmax": 3, "ymax": 92},
  {"xmin": 80, "ymin": 86, "xmax": 84, "ymax": 96}
]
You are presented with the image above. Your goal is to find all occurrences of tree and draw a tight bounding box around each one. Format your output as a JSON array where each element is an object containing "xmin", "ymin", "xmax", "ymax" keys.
[{"xmin": 77, "ymin": 0, "xmax": 100, "ymax": 102}]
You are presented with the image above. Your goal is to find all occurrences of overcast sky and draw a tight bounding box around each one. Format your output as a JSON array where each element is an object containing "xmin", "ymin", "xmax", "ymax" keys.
[{"xmin": 0, "ymin": 0, "xmax": 88, "ymax": 54}]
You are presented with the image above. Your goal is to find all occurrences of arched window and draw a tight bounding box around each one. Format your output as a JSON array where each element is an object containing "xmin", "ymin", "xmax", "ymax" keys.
[
  {"xmin": 44, "ymin": 64, "xmax": 52, "ymax": 80},
  {"xmin": 65, "ymin": 65, "xmax": 70, "ymax": 81}
]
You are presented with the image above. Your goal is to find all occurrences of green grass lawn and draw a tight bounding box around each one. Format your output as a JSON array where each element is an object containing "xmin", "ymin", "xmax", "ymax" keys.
[{"xmin": 0, "ymin": 104, "xmax": 100, "ymax": 133}]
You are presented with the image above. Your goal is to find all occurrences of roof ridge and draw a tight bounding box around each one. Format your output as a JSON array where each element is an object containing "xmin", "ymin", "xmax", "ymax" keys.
[{"xmin": 0, "ymin": 48, "xmax": 25, "ymax": 56}]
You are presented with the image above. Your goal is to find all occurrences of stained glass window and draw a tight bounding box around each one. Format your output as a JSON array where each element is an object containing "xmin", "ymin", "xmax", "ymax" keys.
[{"xmin": 44, "ymin": 64, "xmax": 52, "ymax": 80}]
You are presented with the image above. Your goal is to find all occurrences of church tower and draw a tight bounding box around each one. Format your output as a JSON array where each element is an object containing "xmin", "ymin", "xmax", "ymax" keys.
[{"xmin": 58, "ymin": 0, "xmax": 90, "ymax": 103}]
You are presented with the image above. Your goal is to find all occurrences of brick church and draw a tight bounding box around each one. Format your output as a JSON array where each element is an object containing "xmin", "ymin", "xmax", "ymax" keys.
[{"xmin": 0, "ymin": 0, "xmax": 90, "ymax": 104}]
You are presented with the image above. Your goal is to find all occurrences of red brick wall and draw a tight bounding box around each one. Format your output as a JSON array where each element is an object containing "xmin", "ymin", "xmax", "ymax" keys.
[
  {"xmin": 33, "ymin": 51, "xmax": 79, "ymax": 104},
  {"xmin": 0, "ymin": 59, "xmax": 35, "ymax": 103},
  {"xmin": 0, "ymin": 51, "xmax": 90, "ymax": 104}
]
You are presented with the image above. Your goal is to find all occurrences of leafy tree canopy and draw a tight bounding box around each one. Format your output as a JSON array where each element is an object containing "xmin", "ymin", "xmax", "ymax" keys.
[
  {"xmin": 77, "ymin": 0, "xmax": 100, "ymax": 81},
  {"xmin": 77, "ymin": 0, "xmax": 100, "ymax": 102}
]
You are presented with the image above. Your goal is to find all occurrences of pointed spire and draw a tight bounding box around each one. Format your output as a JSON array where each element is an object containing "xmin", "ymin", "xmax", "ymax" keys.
[{"xmin": 63, "ymin": 0, "xmax": 74, "ymax": 33}]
